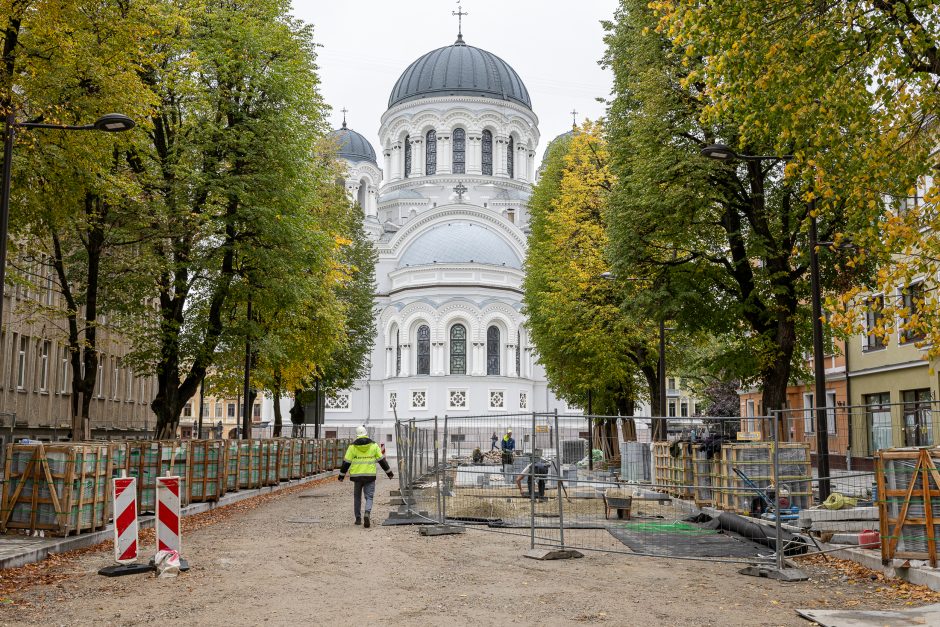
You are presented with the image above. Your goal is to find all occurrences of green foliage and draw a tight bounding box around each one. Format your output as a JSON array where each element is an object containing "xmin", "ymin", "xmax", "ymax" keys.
[
  {"xmin": 602, "ymin": 0, "xmax": 857, "ymax": 411},
  {"xmin": 524, "ymin": 120, "xmax": 654, "ymax": 417}
]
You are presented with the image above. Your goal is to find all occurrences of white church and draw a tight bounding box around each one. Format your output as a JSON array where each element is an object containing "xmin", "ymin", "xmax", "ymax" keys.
[{"xmin": 323, "ymin": 29, "xmax": 576, "ymax": 443}]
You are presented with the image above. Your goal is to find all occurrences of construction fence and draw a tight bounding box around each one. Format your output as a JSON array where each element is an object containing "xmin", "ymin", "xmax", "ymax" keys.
[
  {"xmin": 0, "ymin": 436, "xmax": 347, "ymax": 537},
  {"xmin": 393, "ymin": 410, "xmax": 895, "ymax": 568}
]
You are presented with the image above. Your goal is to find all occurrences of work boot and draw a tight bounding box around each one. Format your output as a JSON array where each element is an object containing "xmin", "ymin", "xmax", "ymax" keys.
[
  {"xmin": 355, "ymin": 517, "xmax": 361, "ymax": 525},
  {"xmin": 363, "ymin": 512, "xmax": 371, "ymax": 528}
]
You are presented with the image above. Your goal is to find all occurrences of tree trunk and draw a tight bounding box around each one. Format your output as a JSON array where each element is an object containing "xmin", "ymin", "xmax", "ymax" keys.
[
  {"xmin": 616, "ymin": 396, "xmax": 637, "ymax": 442},
  {"xmin": 272, "ymin": 384, "xmax": 282, "ymax": 437},
  {"xmin": 760, "ymin": 317, "xmax": 797, "ymax": 441},
  {"xmin": 641, "ymin": 364, "xmax": 667, "ymax": 441}
]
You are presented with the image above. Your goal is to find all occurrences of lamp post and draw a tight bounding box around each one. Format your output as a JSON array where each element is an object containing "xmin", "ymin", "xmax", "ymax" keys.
[
  {"xmin": 701, "ymin": 144, "xmax": 831, "ymax": 500},
  {"xmin": 1, "ymin": 112, "xmax": 134, "ymax": 440}
]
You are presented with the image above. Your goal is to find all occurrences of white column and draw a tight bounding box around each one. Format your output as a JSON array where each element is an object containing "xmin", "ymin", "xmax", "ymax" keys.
[
  {"xmin": 385, "ymin": 347, "xmax": 394, "ymax": 378},
  {"xmin": 411, "ymin": 137, "xmax": 425, "ymax": 177},
  {"xmin": 471, "ymin": 342, "xmax": 484, "ymax": 376},
  {"xmin": 400, "ymin": 344, "xmax": 411, "ymax": 377},
  {"xmin": 383, "ymin": 150, "xmax": 392, "ymax": 182},
  {"xmin": 432, "ymin": 342, "xmax": 445, "ymax": 376},
  {"xmin": 391, "ymin": 142, "xmax": 402, "ymax": 181},
  {"xmin": 437, "ymin": 133, "xmax": 452, "ymax": 174},
  {"xmin": 507, "ymin": 344, "xmax": 518, "ymax": 377},
  {"xmin": 516, "ymin": 145, "xmax": 528, "ymax": 181},
  {"xmin": 528, "ymin": 151, "xmax": 536, "ymax": 181},
  {"xmin": 495, "ymin": 135, "xmax": 509, "ymax": 176},
  {"xmin": 467, "ymin": 133, "xmax": 482, "ymax": 175},
  {"xmin": 367, "ymin": 186, "xmax": 378, "ymax": 218}
]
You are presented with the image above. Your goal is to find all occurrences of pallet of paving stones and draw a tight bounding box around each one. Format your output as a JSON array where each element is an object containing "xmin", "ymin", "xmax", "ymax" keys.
[
  {"xmin": 187, "ymin": 440, "xmax": 225, "ymax": 502},
  {"xmin": 128, "ymin": 440, "xmax": 190, "ymax": 513},
  {"xmin": 877, "ymin": 447, "xmax": 940, "ymax": 567},
  {"xmin": 0, "ymin": 442, "xmax": 111, "ymax": 536}
]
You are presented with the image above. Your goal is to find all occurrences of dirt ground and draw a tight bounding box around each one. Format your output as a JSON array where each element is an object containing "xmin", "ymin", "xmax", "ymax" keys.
[{"xmin": 0, "ymin": 475, "xmax": 934, "ymax": 627}]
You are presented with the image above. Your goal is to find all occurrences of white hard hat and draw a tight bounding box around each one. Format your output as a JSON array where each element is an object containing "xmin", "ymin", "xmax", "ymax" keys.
[{"xmin": 356, "ymin": 425, "xmax": 368, "ymax": 438}]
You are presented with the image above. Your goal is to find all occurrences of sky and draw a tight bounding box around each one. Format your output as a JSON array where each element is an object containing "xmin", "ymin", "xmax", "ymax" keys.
[{"xmin": 291, "ymin": 0, "xmax": 619, "ymax": 170}]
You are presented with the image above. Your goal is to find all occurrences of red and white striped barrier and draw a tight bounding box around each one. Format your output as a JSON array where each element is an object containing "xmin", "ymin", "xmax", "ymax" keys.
[
  {"xmin": 156, "ymin": 475, "xmax": 182, "ymax": 554},
  {"xmin": 98, "ymin": 476, "xmax": 152, "ymax": 577}
]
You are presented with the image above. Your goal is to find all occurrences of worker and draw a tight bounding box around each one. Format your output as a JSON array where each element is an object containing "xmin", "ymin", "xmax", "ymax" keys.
[
  {"xmin": 501, "ymin": 428, "xmax": 515, "ymax": 468},
  {"xmin": 490, "ymin": 431, "xmax": 499, "ymax": 450},
  {"xmin": 472, "ymin": 447, "xmax": 484, "ymax": 463},
  {"xmin": 516, "ymin": 457, "xmax": 550, "ymax": 502},
  {"xmin": 338, "ymin": 425, "xmax": 394, "ymax": 528}
]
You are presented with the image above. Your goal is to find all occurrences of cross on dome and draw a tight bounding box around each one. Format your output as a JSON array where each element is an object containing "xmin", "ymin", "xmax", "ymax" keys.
[
  {"xmin": 341, "ymin": 107, "xmax": 348, "ymax": 128},
  {"xmin": 570, "ymin": 109, "xmax": 578, "ymax": 128},
  {"xmin": 453, "ymin": 0, "xmax": 468, "ymax": 44}
]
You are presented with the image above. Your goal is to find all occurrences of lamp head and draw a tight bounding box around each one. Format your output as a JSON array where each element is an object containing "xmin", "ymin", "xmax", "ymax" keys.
[
  {"xmin": 700, "ymin": 144, "xmax": 737, "ymax": 162},
  {"xmin": 92, "ymin": 113, "xmax": 135, "ymax": 133}
]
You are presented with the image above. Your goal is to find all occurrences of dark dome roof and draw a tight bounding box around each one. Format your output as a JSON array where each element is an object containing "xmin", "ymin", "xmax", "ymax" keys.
[
  {"xmin": 388, "ymin": 37, "xmax": 531, "ymax": 109},
  {"xmin": 541, "ymin": 129, "xmax": 575, "ymax": 162},
  {"xmin": 330, "ymin": 123, "xmax": 377, "ymax": 164}
]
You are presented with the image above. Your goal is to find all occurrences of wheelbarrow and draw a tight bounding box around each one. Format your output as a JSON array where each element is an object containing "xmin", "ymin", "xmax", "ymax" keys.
[{"xmin": 603, "ymin": 489, "xmax": 633, "ymax": 520}]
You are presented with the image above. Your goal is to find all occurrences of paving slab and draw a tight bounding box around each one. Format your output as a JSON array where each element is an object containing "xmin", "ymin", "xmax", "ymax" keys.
[
  {"xmin": 796, "ymin": 603, "xmax": 940, "ymax": 626},
  {"xmin": 0, "ymin": 469, "xmax": 336, "ymax": 570}
]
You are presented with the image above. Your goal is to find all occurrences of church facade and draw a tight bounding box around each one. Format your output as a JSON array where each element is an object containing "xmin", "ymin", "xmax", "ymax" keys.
[{"xmin": 326, "ymin": 33, "xmax": 572, "ymax": 438}]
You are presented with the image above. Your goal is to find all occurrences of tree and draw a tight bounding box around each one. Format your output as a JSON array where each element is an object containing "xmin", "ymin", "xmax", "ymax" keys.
[
  {"xmin": 2, "ymin": 0, "xmax": 161, "ymax": 439},
  {"xmin": 524, "ymin": 120, "xmax": 656, "ymax": 456},
  {"xmin": 650, "ymin": 0, "xmax": 940, "ymax": 354},
  {"xmin": 602, "ymin": 0, "xmax": 859, "ymax": 417},
  {"xmin": 135, "ymin": 0, "xmax": 343, "ymax": 438}
]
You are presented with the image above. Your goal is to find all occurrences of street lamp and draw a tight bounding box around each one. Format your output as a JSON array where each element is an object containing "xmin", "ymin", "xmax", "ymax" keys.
[
  {"xmin": 1, "ymin": 112, "xmax": 135, "ymax": 440},
  {"xmin": 701, "ymin": 144, "xmax": 831, "ymax": 500}
]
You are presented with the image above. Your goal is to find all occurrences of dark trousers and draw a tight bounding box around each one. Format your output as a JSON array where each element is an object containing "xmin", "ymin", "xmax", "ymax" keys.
[
  {"xmin": 353, "ymin": 478, "xmax": 376, "ymax": 517},
  {"xmin": 526, "ymin": 477, "xmax": 546, "ymax": 498}
]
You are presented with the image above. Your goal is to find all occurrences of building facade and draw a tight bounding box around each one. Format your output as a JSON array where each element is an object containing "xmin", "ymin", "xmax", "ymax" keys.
[{"xmin": 326, "ymin": 33, "xmax": 573, "ymax": 442}]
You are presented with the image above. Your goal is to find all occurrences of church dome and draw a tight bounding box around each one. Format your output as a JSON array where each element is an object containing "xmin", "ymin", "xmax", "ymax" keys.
[
  {"xmin": 398, "ymin": 221, "xmax": 521, "ymax": 269},
  {"xmin": 388, "ymin": 37, "xmax": 531, "ymax": 110},
  {"xmin": 542, "ymin": 129, "xmax": 574, "ymax": 163},
  {"xmin": 330, "ymin": 123, "xmax": 377, "ymax": 164}
]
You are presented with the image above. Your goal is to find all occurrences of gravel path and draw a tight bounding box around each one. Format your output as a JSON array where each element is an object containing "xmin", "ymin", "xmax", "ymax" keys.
[{"xmin": 0, "ymin": 475, "xmax": 928, "ymax": 626}]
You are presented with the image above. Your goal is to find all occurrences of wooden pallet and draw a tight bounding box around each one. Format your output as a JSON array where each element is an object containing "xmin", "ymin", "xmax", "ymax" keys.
[
  {"xmin": 1, "ymin": 443, "xmax": 111, "ymax": 536},
  {"xmin": 652, "ymin": 442, "xmax": 671, "ymax": 492},
  {"xmin": 223, "ymin": 439, "xmax": 240, "ymax": 492},
  {"xmin": 188, "ymin": 440, "xmax": 224, "ymax": 502},
  {"xmin": 877, "ymin": 448, "xmax": 940, "ymax": 567}
]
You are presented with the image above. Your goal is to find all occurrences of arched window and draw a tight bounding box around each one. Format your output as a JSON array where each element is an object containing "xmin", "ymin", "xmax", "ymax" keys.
[
  {"xmin": 516, "ymin": 330, "xmax": 521, "ymax": 376},
  {"xmin": 416, "ymin": 325, "xmax": 430, "ymax": 375},
  {"xmin": 403, "ymin": 135, "xmax": 411, "ymax": 178},
  {"xmin": 395, "ymin": 329, "xmax": 401, "ymax": 376},
  {"xmin": 481, "ymin": 130, "xmax": 493, "ymax": 176},
  {"xmin": 357, "ymin": 180, "xmax": 367, "ymax": 208},
  {"xmin": 426, "ymin": 130, "xmax": 437, "ymax": 174},
  {"xmin": 452, "ymin": 128, "xmax": 466, "ymax": 174},
  {"xmin": 487, "ymin": 326, "xmax": 500, "ymax": 375},
  {"xmin": 507, "ymin": 136, "xmax": 514, "ymax": 179},
  {"xmin": 449, "ymin": 324, "xmax": 467, "ymax": 375}
]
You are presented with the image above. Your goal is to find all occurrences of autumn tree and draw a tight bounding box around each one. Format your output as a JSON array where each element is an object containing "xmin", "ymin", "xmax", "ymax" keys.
[
  {"xmin": 134, "ymin": 0, "xmax": 343, "ymax": 438},
  {"xmin": 602, "ymin": 0, "xmax": 862, "ymax": 416},
  {"xmin": 651, "ymin": 0, "xmax": 940, "ymax": 353},
  {"xmin": 524, "ymin": 121, "xmax": 657, "ymax": 456}
]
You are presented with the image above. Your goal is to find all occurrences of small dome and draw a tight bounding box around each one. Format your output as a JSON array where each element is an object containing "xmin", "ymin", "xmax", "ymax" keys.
[
  {"xmin": 398, "ymin": 221, "xmax": 521, "ymax": 269},
  {"xmin": 330, "ymin": 123, "xmax": 377, "ymax": 164},
  {"xmin": 541, "ymin": 129, "xmax": 574, "ymax": 163},
  {"xmin": 388, "ymin": 38, "xmax": 531, "ymax": 110}
]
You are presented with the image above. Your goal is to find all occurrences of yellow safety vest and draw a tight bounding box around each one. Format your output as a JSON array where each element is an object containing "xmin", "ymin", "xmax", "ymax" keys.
[{"xmin": 344, "ymin": 441, "xmax": 384, "ymax": 478}]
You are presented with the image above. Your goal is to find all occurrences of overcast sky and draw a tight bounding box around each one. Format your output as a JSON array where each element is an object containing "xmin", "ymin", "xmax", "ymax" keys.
[{"xmin": 292, "ymin": 0, "xmax": 619, "ymax": 170}]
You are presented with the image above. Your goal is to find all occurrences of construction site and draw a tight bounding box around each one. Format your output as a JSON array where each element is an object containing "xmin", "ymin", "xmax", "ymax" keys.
[{"xmin": 1, "ymin": 409, "xmax": 940, "ymax": 624}]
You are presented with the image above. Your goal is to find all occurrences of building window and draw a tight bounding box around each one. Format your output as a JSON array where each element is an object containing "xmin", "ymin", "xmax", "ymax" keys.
[
  {"xmin": 410, "ymin": 390, "xmax": 427, "ymax": 410},
  {"xmin": 395, "ymin": 329, "xmax": 401, "ymax": 376},
  {"xmin": 802, "ymin": 392, "xmax": 814, "ymax": 434},
  {"xmin": 39, "ymin": 340, "xmax": 50, "ymax": 392},
  {"xmin": 900, "ymin": 282, "xmax": 926, "ymax": 344},
  {"xmin": 228, "ymin": 403, "xmax": 236, "ymax": 418},
  {"xmin": 326, "ymin": 393, "xmax": 351, "ymax": 411},
  {"xmin": 216, "ymin": 402, "xmax": 223, "ymax": 418},
  {"xmin": 865, "ymin": 392, "xmax": 892, "ymax": 452},
  {"xmin": 489, "ymin": 390, "xmax": 505, "ymax": 411},
  {"xmin": 450, "ymin": 324, "xmax": 467, "ymax": 375},
  {"xmin": 16, "ymin": 336, "xmax": 27, "ymax": 389},
  {"xmin": 59, "ymin": 353, "xmax": 69, "ymax": 394},
  {"xmin": 668, "ymin": 401, "xmax": 676, "ymax": 417},
  {"xmin": 519, "ymin": 391, "xmax": 528, "ymax": 410},
  {"xmin": 486, "ymin": 326, "xmax": 500, "ymax": 375},
  {"xmin": 507, "ymin": 136, "xmax": 514, "ymax": 178},
  {"xmin": 667, "ymin": 377, "xmax": 676, "ymax": 391},
  {"xmin": 902, "ymin": 388, "xmax": 932, "ymax": 447},
  {"xmin": 126, "ymin": 368, "xmax": 134, "ymax": 401},
  {"xmin": 386, "ymin": 433, "xmax": 393, "ymax": 443},
  {"xmin": 252, "ymin": 403, "xmax": 261, "ymax": 420},
  {"xmin": 183, "ymin": 402, "xmax": 192, "ymax": 417},
  {"xmin": 426, "ymin": 130, "xmax": 436, "ymax": 174},
  {"xmin": 452, "ymin": 128, "xmax": 465, "ymax": 174},
  {"xmin": 482, "ymin": 130, "xmax": 493, "ymax": 175},
  {"xmin": 864, "ymin": 295, "xmax": 885, "ymax": 351},
  {"xmin": 416, "ymin": 325, "xmax": 430, "ymax": 375},
  {"xmin": 388, "ymin": 391, "xmax": 397, "ymax": 411},
  {"xmin": 112, "ymin": 361, "xmax": 120, "ymax": 399},
  {"xmin": 448, "ymin": 389, "xmax": 467, "ymax": 410},
  {"xmin": 680, "ymin": 401, "xmax": 688, "ymax": 417},
  {"xmin": 404, "ymin": 134, "xmax": 411, "ymax": 178},
  {"xmin": 826, "ymin": 390, "xmax": 837, "ymax": 435}
]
